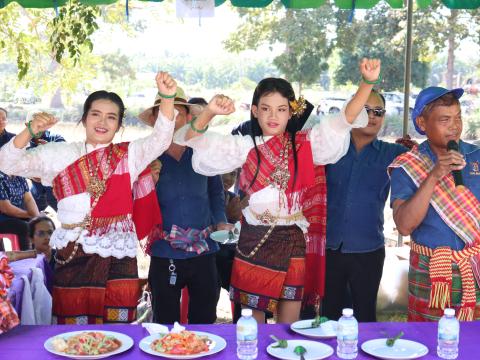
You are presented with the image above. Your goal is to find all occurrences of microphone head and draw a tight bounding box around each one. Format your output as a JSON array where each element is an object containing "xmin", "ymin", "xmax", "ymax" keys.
[{"xmin": 447, "ymin": 140, "xmax": 459, "ymax": 151}]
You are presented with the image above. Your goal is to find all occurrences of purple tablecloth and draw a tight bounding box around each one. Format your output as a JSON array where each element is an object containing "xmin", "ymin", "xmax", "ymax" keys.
[
  {"xmin": 0, "ymin": 322, "xmax": 478, "ymax": 359},
  {"xmin": 6, "ymin": 255, "xmax": 50, "ymax": 317}
]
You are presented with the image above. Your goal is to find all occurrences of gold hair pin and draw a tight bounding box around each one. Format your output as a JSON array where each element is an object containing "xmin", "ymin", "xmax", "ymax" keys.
[{"xmin": 289, "ymin": 96, "xmax": 307, "ymax": 117}]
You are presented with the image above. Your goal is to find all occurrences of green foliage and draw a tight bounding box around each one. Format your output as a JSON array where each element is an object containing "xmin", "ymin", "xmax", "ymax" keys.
[
  {"xmin": 224, "ymin": 4, "xmax": 335, "ymax": 91},
  {"xmin": 49, "ymin": 0, "xmax": 100, "ymax": 65}
]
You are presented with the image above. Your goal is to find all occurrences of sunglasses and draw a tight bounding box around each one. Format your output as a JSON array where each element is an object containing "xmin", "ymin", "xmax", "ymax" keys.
[
  {"xmin": 365, "ymin": 106, "xmax": 386, "ymax": 117},
  {"xmin": 34, "ymin": 230, "xmax": 54, "ymax": 237}
]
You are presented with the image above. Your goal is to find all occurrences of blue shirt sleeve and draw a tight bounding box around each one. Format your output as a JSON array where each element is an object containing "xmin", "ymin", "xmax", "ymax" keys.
[
  {"xmin": 208, "ymin": 175, "xmax": 227, "ymax": 225},
  {"xmin": 0, "ymin": 176, "xmax": 8, "ymax": 201},
  {"xmin": 19, "ymin": 177, "xmax": 29, "ymax": 193},
  {"xmin": 390, "ymin": 167, "xmax": 417, "ymax": 207}
]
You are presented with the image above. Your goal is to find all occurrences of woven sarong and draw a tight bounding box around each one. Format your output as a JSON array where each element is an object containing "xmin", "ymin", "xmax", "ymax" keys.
[
  {"xmin": 408, "ymin": 247, "xmax": 480, "ymax": 321},
  {"xmin": 53, "ymin": 243, "xmax": 139, "ymax": 324},
  {"xmin": 230, "ymin": 222, "xmax": 305, "ymax": 314}
]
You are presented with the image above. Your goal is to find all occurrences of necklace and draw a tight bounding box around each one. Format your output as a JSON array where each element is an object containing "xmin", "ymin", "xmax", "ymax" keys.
[
  {"xmin": 236, "ymin": 136, "xmax": 291, "ymax": 259},
  {"xmin": 85, "ymin": 143, "xmax": 112, "ymax": 199}
]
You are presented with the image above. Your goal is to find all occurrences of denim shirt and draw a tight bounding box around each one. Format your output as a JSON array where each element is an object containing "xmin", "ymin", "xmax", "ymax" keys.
[
  {"xmin": 390, "ymin": 140, "xmax": 480, "ymax": 250},
  {"xmin": 150, "ymin": 148, "xmax": 226, "ymax": 259},
  {"xmin": 326, "ymin": 139, "xmax": 407, "ymax": 253}
]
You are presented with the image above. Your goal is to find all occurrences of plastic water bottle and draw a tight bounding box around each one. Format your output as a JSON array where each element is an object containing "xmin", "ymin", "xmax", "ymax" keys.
[
  {"xmin": 236, "ymin": 308, "xmax": 258, "ymax": 359},
  {"xmin": 336, "ymin": 308, "xmax": 358, "ymax": 359},
  {"xmin": 437, "ymin": 308, "xmax": 460, "ymax": 359}
]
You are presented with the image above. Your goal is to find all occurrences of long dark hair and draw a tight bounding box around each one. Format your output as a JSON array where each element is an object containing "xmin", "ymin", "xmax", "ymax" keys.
[
  {"xmin": 28, "ymin": 216, "xmax": 56, "ymax": 238},
  {"xmin": 249, "ymin": 78, "xmax": 300, "ymax": 188},
  {"xmin": 79, "ymin": 90, "xmax": 125, "ymax": 129}
]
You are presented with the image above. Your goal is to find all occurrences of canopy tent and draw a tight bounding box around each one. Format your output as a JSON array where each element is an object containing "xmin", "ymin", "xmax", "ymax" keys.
[{"xmin": 1, "ymin": 0, "xmax": 480, "ymax": 9}]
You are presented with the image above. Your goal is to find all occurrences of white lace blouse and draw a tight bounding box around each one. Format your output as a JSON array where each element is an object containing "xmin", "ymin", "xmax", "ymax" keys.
[
  {"xmin": 174, "ymin": 103, "xmax": 368, "ymax": 232},
  {"xmin": 0, "ymin": 112, "xmax": 175, "ymax": 259}
]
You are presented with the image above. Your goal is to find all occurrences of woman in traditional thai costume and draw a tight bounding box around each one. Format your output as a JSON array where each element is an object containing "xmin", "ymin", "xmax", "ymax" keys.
[
  {"xmin": 174, "ymin": 59, "xmax": 382, "ymax": 323},
  {"xmin": 0, "ymin": 72, "xmax": 177, "ymax": 324}
]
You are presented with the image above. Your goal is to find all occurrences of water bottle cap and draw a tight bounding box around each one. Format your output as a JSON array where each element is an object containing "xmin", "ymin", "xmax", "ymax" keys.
[
  {"xmin": 444, "ymin": 308, "xmax": 455, "ymax": 316},
  {"xmin": 342, "ymin": 308, "xmax": 354, "ymax": 317},
  {"xmin": 241, "ymin": 308, "xmax": 253, "ymax": 317}
]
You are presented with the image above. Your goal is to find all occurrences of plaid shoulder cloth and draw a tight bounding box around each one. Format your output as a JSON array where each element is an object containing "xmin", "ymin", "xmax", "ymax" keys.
[{"xmin": 389, "ymin": 146, "xmax": 480, "ymax": 320}]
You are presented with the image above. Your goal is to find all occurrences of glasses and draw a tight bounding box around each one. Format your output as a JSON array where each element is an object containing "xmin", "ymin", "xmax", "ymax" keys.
[
  {"xmin": 365, "ymin": 106, "xmax": 386, "ymax": 117},
  {"xmin": 34, "ymin": 230, "xmax": 53, "ymax": 237}
]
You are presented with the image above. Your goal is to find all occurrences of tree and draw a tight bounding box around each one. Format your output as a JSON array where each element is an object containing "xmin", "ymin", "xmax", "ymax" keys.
[
  {"xmin": 334, "ymin": 4, "xmax": 431, "ymax": 91},
  {"xmin": 224, "ymin": 4, "xmax": 336, "ymax": 94}
]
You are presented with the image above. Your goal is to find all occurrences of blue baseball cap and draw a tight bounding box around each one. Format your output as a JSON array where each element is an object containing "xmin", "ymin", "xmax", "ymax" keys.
[{"xmin": 412, "ymin": 86, "xmax": 464, "ymax": 135}]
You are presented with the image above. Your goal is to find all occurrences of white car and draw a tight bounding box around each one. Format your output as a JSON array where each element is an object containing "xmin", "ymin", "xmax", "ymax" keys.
[
  {"xmin": 316, "ymin": 96, "xmax": 347, "ymax": 116},
  {"xmin": 383, "ymin": 92, "xmax": 415, "ymax": 116}
]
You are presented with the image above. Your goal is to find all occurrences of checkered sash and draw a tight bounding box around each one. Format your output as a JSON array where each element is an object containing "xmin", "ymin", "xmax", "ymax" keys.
[
  {"xmin": 389, "ymin": 147, "xmax": 480, "ymax": 320},
  {"xmin": 164, "ymin": 225, "xmax": 212, "ymax": 255}
]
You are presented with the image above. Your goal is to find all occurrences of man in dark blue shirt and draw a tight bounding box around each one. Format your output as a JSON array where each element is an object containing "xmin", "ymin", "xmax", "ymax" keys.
[
  {"xmin": 145, "ymin": 90, "xmax": 230, "ymax": 324},
  {"xmin": 323, "ymin": 90, "xmax": 407, "ymax": 322},
  {"xmin": 0, "ymin": 107, "xmax": 15, "ymax": 148},
  {"xmin": 28, "ymin": 131, "xmax": 65, "ymax": 211}
]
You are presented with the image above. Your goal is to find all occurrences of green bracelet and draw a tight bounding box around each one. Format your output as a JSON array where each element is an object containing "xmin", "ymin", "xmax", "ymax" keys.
[
  {"xmin": 362, "ymin": 73, "xmax": 382, "ymax": 85},
  {"xmin": 25, "ymin": 120, "xmax": 43, "ymax": 138},
  {"xmin": 190, "ymin": 117, "xmax": 209, "ymax": 134},
  {"xmin": 158, "ymin": 92, "xmax": 177, "ymax": 99}
]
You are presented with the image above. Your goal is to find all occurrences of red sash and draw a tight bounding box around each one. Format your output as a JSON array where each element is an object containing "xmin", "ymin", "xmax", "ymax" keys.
[
  {"xmin": 239, "ymin": 132, "xmax": 327, "ymax": 305},
  {"xmin": 52, "ymin": 142, "xmax": 161, "ymax": 248}
]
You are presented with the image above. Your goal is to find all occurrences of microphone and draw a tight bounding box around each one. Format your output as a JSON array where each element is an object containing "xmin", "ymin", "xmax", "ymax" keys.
[{"xmin": 447, "ymin": 140, "xmax": 465, "ymax": 191}]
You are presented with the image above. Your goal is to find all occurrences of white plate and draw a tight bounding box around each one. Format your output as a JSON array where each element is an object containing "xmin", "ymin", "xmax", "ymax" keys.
[
  {"xmin": 361, "ymin": 338, "xmax": 429, "ymax": 360},
  {"xmin": 44, "ymin": 330, "xmax": 134, "ymax": 359},
  {"xmin": 210, "ymin": 222, "xmax": 241, "ymax": 245},
  {"xmin": 139, "ymin": 331, "xmax": 227, "ymax": 359},
  {"xmin": 290, "ymin": 319, "xmax": 338, "ymax": 339},
  {"xmin": 267, "ymin": 339, "xmax": 334, "ymax": 360}
]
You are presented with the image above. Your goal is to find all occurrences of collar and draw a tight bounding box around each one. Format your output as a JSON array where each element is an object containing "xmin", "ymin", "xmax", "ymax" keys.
[
  {"xmin": 419, "ymin": 139, "xmax": 479, "ymax": 162},
  {"xmin": 85, "ymin": 142, "xmax": 110, "ymax": 154}
]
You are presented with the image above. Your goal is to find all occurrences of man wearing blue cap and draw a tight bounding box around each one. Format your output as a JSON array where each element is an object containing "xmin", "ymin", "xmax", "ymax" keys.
[{"xmin": 389, "ymin": 86, "xmax": 480, "ymax": 321}]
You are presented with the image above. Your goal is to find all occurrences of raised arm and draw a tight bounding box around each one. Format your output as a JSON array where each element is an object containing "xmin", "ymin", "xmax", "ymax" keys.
[
  {"xmin": 344, "ymin": 58, "xmax": 381, "ymax": 123},
  {"xmin": 308, "ymin": 59, "xmax": 380, "ymax": 165},
  {"xmin": 128, "ymin": 72, "xmax": 176, "ymax": 182}
]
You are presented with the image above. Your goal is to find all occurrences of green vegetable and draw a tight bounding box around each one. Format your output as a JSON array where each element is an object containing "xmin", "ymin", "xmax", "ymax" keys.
[
  {"xmin": 293, "ymin": 316, "xmax": 329, "ymax": 330},
  {"xmin": 294, "ymin": 345, "xmax": 307, "ymax": 359},
  {"xmin": 270, "ymin": 335, "xmax": 288, "ymax": 348},
  {"xmin": 386, "ymin": 331, "xmax": 404, "ymax": 347}
]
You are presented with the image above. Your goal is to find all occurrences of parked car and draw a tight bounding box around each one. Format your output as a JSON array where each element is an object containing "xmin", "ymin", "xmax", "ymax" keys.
[
  {"xmin": 383, "ymin": 92, "xmax": 415, "ymax": 116},
  {"xmin": 316, "ymin": 96, "xmax": 347, "ymax": 116},
  {"xmin": 13, "ymin": 89, "xmax": 40, "ymax": 104}
]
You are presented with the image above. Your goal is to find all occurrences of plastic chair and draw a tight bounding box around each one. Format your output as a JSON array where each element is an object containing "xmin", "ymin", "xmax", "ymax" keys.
[
  {"xmin": 180, "ymin": 287, "xmax": 189, "ymax": 324},
  {"xmin": 0, "ymin": 233, "xmax": 20, "ymax": 251}
]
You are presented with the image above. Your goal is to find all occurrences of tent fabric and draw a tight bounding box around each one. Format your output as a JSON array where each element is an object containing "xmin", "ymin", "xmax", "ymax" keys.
[{"xmin": 1, "ymin": 0, "xmax": 480, "ymax": 10}]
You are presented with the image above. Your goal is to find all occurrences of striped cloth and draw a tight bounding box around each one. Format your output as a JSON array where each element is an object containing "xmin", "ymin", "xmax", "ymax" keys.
[
  {"xmin": 389, "ymin": 147, "xmax": 480, "ymax": 320},
  {"xmin": 163, "ymin": 225, "xmax": 211, "ymax": 255},
  {"xmin": 408, "ymin": 248, "xmax": 480, "ymax": 321}
]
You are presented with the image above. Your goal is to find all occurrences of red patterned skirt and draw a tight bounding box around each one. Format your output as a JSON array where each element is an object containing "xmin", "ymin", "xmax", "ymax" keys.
[
  {"xmin": 52, "ymin": 242, "xmax": 139, "ymax": 324},
  {"xmin": 230, "ymin": 222, "xmax": 306, "ymax": 314}
]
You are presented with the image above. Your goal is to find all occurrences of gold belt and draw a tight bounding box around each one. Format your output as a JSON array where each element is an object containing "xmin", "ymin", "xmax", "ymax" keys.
[
  {"xmin": 61, "ymin": 215, "xmax": 91, "ymax": 230},
  {"xmin": 249, "ymin": 209, "xmax": 304, "ymax": 225}
]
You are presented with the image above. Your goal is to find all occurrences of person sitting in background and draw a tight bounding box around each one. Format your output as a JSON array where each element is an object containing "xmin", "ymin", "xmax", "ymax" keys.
[
  {"xmin": 0, "ymin": 108, "xmax": 15, "ymax": 148},
  {"xmin": 0, "ymin": 171, "xmax": 40, "ymax": 250},
  {"xmin": 28, "ymin": 131, "xmax": 65, "ymax": 212},
  {"xmin": 28, "ymin": 215, "xmax": 56, "ymax": 270}
]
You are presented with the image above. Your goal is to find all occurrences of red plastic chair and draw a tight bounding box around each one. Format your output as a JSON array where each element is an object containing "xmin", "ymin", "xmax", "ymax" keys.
[
  {"xmin": 180, "ymin": 287, "xmax": 189, "ymax": 324},
  {"xmin": 0, "ymin": 233, "xmax": 20, "ymax": 251}
]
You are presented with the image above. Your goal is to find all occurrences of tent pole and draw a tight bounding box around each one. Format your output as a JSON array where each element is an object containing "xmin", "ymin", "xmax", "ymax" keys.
[{"xmin": 397, "ymin": 0, "xmax": 414, "ymax": 248}]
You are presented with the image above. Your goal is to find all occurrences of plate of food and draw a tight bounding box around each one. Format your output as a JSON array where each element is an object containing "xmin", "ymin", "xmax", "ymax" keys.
[
  {"xmin": 139, "ymin": 330, "xmax": 227, "ymax": 359},
  {"xmin": 44, "ymin": 330, "xmax": 133, "ymax": 359},
  {"xmin": 290, "ymin": 316, "xmax": 337, "ymax": 339},
  {"xmin": 267, "ymin": 338, "xmax": 334, "ymax": 360},
  {"xmin": 210, "ymin": 222, "xmax": 241, "ymax": 245}
]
